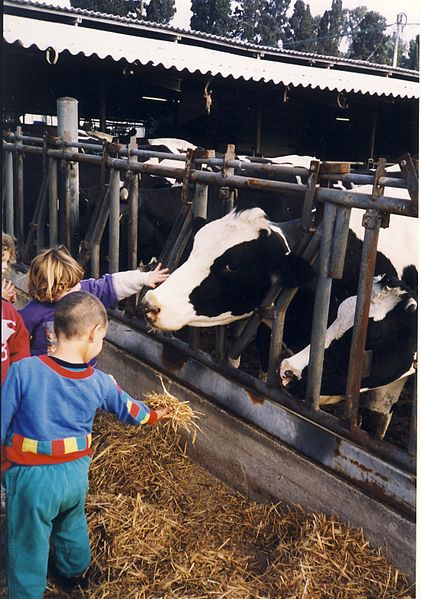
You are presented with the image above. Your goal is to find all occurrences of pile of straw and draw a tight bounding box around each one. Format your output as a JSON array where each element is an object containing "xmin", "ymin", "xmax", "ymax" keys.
[{"xmin": 0, "ymin": 389, "xmax": 414, "ymax": 598}]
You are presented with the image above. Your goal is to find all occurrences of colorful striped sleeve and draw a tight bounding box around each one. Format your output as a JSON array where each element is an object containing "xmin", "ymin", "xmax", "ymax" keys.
[{"xmin": 102, "ymin": 374, "xmax": 158, "ymax": 426}]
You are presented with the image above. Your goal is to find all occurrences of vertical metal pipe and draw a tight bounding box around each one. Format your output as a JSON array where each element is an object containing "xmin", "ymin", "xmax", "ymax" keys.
[
  {"xmin": 48, "ymin": 157, "xmax": 58, "ymax": 247},
  {"xmin": 304, "ymin": 202, "xmax": 337, "ymax": 409},
  {"xmin": 368, "ymin": 109, "xmax": 377, "ymax": 161},
  {"xmin": 57, "ymin": 97, "xmax": 79, "ymax": 254},
  {"xmin": 215, "ymin": 326, "xmax": 225, "ymax": 362},
  {"xmin": 408, "ymin": 379, "xmax": 417, "ymax": 456},
  {"xmin": 255, "ymin": 105, "xmax": 262, "ymax": 155},
  {"xmin": 15, "ymin": 126, "xmax": 24, "ymax": 257},
  {"xmin": 193, "ymin": 182, "xmax": 208, "ymax": 218},
  {"xmin": 5, "ymin": 150, "xmax": 14, "ymax": 236},
  {"xmin": 91, "ymin": 245, "xmax": 100, "ymax": 279},
  {"xmin": 128, "ymin": 138, "xmax": 139, "ymax": 270},
  {"xmin": 344, "ymin": 210, "xmax": 381, "ymax": 428},
  {"xmin": 329, "ymin": 206, "xmax": 351, "ymax": 279},
  {"xmin": 63, "ymin": 163, "xmax": 72, "ymax": 250},
  {"xmin": 109, "ymin": 168, "xmax": 121, "ymax": 273}
]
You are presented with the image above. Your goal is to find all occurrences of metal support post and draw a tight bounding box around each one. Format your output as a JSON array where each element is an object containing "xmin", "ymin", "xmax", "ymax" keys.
[
  {"xmin": 48, "ymin": 158, "xmax": 58, "ymax": 247},
  {"xmin": 344, "ymin": 159, "xmax": 387, "ymax": 428},
  {"xmin": 128, "ymin": 137, "xmax": 139, "ymax": 270},
  {"xmin": 109, "ymin": 168, "xmax": 121, "ymax": 273},
  {"xmin": 15, "ymin": 126, "xmax": 24, "ymax": 256},
  {"xmin": 4, "ymin": 149, "xmax": 14, "ymax": 236},
  {"xmin": 304, "ymin": 202, "xmax": 337, "ymax": 409},
  {"xmin": 220, "ymin": 144, "xmax": 236, "ymax": 214},
  {"xmin": 343, "ymin": 210, "xmax": 381, "ymax": 427},
  {"xmin": 57, "ymin": 97, "xmax": 79, "ymax": 254}
]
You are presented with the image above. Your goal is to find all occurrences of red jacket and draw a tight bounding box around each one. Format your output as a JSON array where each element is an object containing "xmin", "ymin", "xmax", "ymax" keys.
[{"xmin": 2, "ymin": 299, "xmax": 30, "ymax": 384}]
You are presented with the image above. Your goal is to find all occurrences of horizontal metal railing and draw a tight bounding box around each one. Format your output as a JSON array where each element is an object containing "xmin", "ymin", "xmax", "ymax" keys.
[{"xmin": 2, "ymin": 126, "xmax": 418, "ymax": 462}]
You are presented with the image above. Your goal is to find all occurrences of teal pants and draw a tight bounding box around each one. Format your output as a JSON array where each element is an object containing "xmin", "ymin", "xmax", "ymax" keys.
[{"xmin": 2, "ymin": 457, "xmax": 91, "ymax": 599}]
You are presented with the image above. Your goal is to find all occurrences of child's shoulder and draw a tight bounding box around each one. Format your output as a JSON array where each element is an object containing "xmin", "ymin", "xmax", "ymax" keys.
[{"xmin": 2, "ymin": 298, "xmax": 19, "ymax": 319}]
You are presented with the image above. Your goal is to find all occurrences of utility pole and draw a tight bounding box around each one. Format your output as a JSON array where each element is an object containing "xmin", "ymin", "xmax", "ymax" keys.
[{"xmin": 392, "ymin": 12, "xmax": 407, "ymax": 67}]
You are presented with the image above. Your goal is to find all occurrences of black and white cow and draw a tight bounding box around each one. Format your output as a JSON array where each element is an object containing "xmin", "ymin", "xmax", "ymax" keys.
[
  {"xmin": 143, "ymin": 202, "xmax": 417, "ymax": 436},
  {"xmin": 280, "ymin": 274, "xmax": 417, "ymax": 437}
]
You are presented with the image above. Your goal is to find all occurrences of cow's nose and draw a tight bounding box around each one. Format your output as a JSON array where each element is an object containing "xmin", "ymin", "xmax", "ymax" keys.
[{"xmin": 143, "ymin": 301, "xmax": 160, "ymax": 323}]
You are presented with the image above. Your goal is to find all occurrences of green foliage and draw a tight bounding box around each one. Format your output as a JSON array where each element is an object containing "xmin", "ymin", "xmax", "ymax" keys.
[
  {"xmin": 145, "ymin": 0, "xmax": 175, "ymax": 24},
  {"xmin": 348, "ymin": 11, "xmax": 390, "ymax": 63},
  {"xmin": 401, "ymin": 35, "xmax": 419, "ymax": 70},
  {"xmin": 190, "ymin": 0, "xmax": 232, "ymax": 37},
  {"xmin": 316, "ymin": 0, "xmax": 344, "ymax": 56},
  {"xmin": 234, "ymin": 0, "xmax": 291, "ymax": 47},
  {"xmin": 285, "ymin": 0, "xmax": 316, "ymax": 52}
]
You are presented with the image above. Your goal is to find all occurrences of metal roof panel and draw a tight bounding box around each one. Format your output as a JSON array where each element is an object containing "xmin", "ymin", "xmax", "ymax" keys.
[{"xmin": 4, "ymin": 13, "xmax": 419, "ymax": 99}]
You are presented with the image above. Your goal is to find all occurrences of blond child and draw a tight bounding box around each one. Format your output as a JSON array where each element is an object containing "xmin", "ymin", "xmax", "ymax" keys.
[
  {"xmin": 2, "ymin": 291, "xmax": 172, "ymax": 598},
  {"xmin": 19, "ymin": 245, "xmax": 168, "ymax": 356}
]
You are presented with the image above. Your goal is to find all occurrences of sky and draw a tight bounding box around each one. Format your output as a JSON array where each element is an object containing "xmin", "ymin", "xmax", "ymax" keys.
[{"xmin": 35, "ymin": 0, "xmax": 421, "ymax": 41}]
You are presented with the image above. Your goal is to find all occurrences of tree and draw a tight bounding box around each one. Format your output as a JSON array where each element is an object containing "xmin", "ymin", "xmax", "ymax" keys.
[
  {"xmin": 70, "ymin": 0, "xmax": 140, "ymax": 17},
  {"xmin": 316, "ymin": 0, "xmax": 344, "ymax": 56},
  {"xmin": 285, "ymin": 0, "xmax": 316, "ymax": 52},
  {"xmin": 190, "ymin": 0, "xmax": 232, "ymax": 37},
  {"xmin": 348, "ymin": 11, "xmax": 390, "ymax": 64},
  {"xmin": 233, "ymin": 0, "xmax": 291, "ymax": 47},
  {"xmin": 145, "ymin": 0, "xmax": 175, "ymax": 24},
  {"xmin": 399, "ymin": 35, "xmax": 419, "ymax": 70}
]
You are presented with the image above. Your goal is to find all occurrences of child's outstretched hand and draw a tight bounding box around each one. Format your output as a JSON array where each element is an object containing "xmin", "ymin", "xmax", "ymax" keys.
[
  {"xmin": 155, "ymin": 406, "xmax": 174, "ymax": 422},
  {"xmin": 2, "ymin": 279, "xmax": 16, "ymax": 303},
  {"xmin": 146, "ymin": 263, "xmax": 170, "ymax": 289}
]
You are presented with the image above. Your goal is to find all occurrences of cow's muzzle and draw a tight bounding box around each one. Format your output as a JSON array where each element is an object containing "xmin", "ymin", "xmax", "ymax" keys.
[{"xmin": 143, "ymin": 301, "xmax": 160, "ymax": 325}]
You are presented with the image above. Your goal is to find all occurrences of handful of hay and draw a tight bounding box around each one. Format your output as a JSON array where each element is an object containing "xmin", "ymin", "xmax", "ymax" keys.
[{"xmin": 145, "ymin": 377, "xmax": 202, "ymax": 442}]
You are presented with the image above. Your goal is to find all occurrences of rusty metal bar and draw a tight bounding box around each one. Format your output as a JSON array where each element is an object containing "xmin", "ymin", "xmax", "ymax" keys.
[
  {"xmin": 3, "ymin": 143, "xmax": 415, "ymax": 216},
  {"xmin": 4, "ymin": 149, "xmax": 14, "ymax": 236},
  {"xmin": 301, "ymin": 160, "xmax": 320, "ymax": 231},
  {"xmin": 48, "ymin": 157, "xmax": 58, "ymax": 247},
  {"xmin": 15, "ymin": 126, "xmax": 24, "ymax": 257},
  {"xmin": 108, "ymin": 168, "xmax": 121, "ymax": 273},
  {"xmin": 128, "ymin": 137, "xmax": 139, "ymax": 270},
  {"xmin": 344, "ymin": 210, "xmax": 382, "ymax": 428},
  {"xmin": 78, "ymin": 186, "xmax": 110, "ymax": 272},
  {"xmin": 408, "ymin": 379, "xmax": 417, "ymax": 457},
  {"xmin": 304, "ymin": 202, "xmax": 337, "ymax": 410},
  {"xmin": 329, "ymin": 206, "xmax": 351, "ymax": 279},
  {"xmin": 23, "ymin": 174, "xmax": 47, "ymax": 262},
  {"xmin": 343, "ymin": 160, "xmax": 388, "ymax": 428}
]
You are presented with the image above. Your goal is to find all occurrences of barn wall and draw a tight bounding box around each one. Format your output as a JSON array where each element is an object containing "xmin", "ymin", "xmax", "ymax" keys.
[{"xmin": 98, "ymin": 336, "xmax": 415, "ymax": 582}]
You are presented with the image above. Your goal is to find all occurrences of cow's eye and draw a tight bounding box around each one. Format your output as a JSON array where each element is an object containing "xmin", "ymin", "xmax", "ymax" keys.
[{"xmin": 222, "ymin": 265, "xmax": 233, "ymax": 273}]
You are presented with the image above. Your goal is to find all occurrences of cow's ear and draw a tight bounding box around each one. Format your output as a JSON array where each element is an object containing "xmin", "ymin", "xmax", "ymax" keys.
[
  {"xmin": 277, "ymin": 253, "xmax": 315, "ymax": 288},
  {"xmin": 192, "ymin": 217, "xmax": 208, "ymax": 236}
]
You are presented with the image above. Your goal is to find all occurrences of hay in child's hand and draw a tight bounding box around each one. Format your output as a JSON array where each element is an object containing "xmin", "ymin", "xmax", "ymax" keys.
[{"xmin": 146, "ymin": 377, "xmax": 202, "ymax": 442}]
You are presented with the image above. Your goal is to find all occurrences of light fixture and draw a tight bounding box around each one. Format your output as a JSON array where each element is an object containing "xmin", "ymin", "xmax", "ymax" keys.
[
  {"xmin": 141, "ymin": 96, "xmax": 168, "ymax": 102},
  {"xmin": 336, "ymin": 117, "xmax": 350, "ymax": 122}
]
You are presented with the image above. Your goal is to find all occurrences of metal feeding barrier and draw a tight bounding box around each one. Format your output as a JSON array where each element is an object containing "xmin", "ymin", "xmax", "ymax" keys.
[{"xmin": 2, "ymin": 98, "xmax": 418, "ymax": 463}]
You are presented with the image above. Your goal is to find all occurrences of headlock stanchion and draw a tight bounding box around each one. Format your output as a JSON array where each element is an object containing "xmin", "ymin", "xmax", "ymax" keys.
[{"xmin": 2, "ymin": 120, "xmax": 418, "ymax": 459}]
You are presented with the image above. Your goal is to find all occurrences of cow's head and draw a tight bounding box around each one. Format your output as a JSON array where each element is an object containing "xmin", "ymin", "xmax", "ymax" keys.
[{"xmin": 143, "ymin": 207, "xmax": 314, "ymax": 330}]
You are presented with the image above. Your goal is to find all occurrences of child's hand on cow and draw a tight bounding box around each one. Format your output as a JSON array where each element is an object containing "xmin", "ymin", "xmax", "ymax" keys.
[
  {"xmin": 146, "ymin": 263, "xmax": 170, "ymax": 288},
  {"xmin": 2, "ymin": 279, "xmax": 17, "ymax": 303},
  {"xmin": 154, "ymin": 406, "xmax": 174, "ymax": 421}
]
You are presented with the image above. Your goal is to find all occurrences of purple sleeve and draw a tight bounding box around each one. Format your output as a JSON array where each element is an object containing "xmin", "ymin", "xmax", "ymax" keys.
[{"xmin": 80, "ymin": 275, "xmax": 118, "ymax": 309}]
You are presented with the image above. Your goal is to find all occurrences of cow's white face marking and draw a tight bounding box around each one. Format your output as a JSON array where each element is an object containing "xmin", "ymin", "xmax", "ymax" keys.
[{"xmin": 144, "ymin": 208, "xmax": 271, "ymax": 330}]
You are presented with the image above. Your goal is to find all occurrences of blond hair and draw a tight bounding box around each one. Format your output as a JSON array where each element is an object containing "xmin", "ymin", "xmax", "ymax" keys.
[
  {"xmin": 28, "ymin": 246, "xmax": 84, "ymax": 302},
  {"xmin": 2, "ymin": 232, "xmax": 16, "ymax": 263}
]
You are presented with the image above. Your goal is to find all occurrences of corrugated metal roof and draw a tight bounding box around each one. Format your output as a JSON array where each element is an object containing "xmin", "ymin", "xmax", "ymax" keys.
[{"xmin": 4, "ymin": 8, "xmax": 419, "ymax": 100}]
